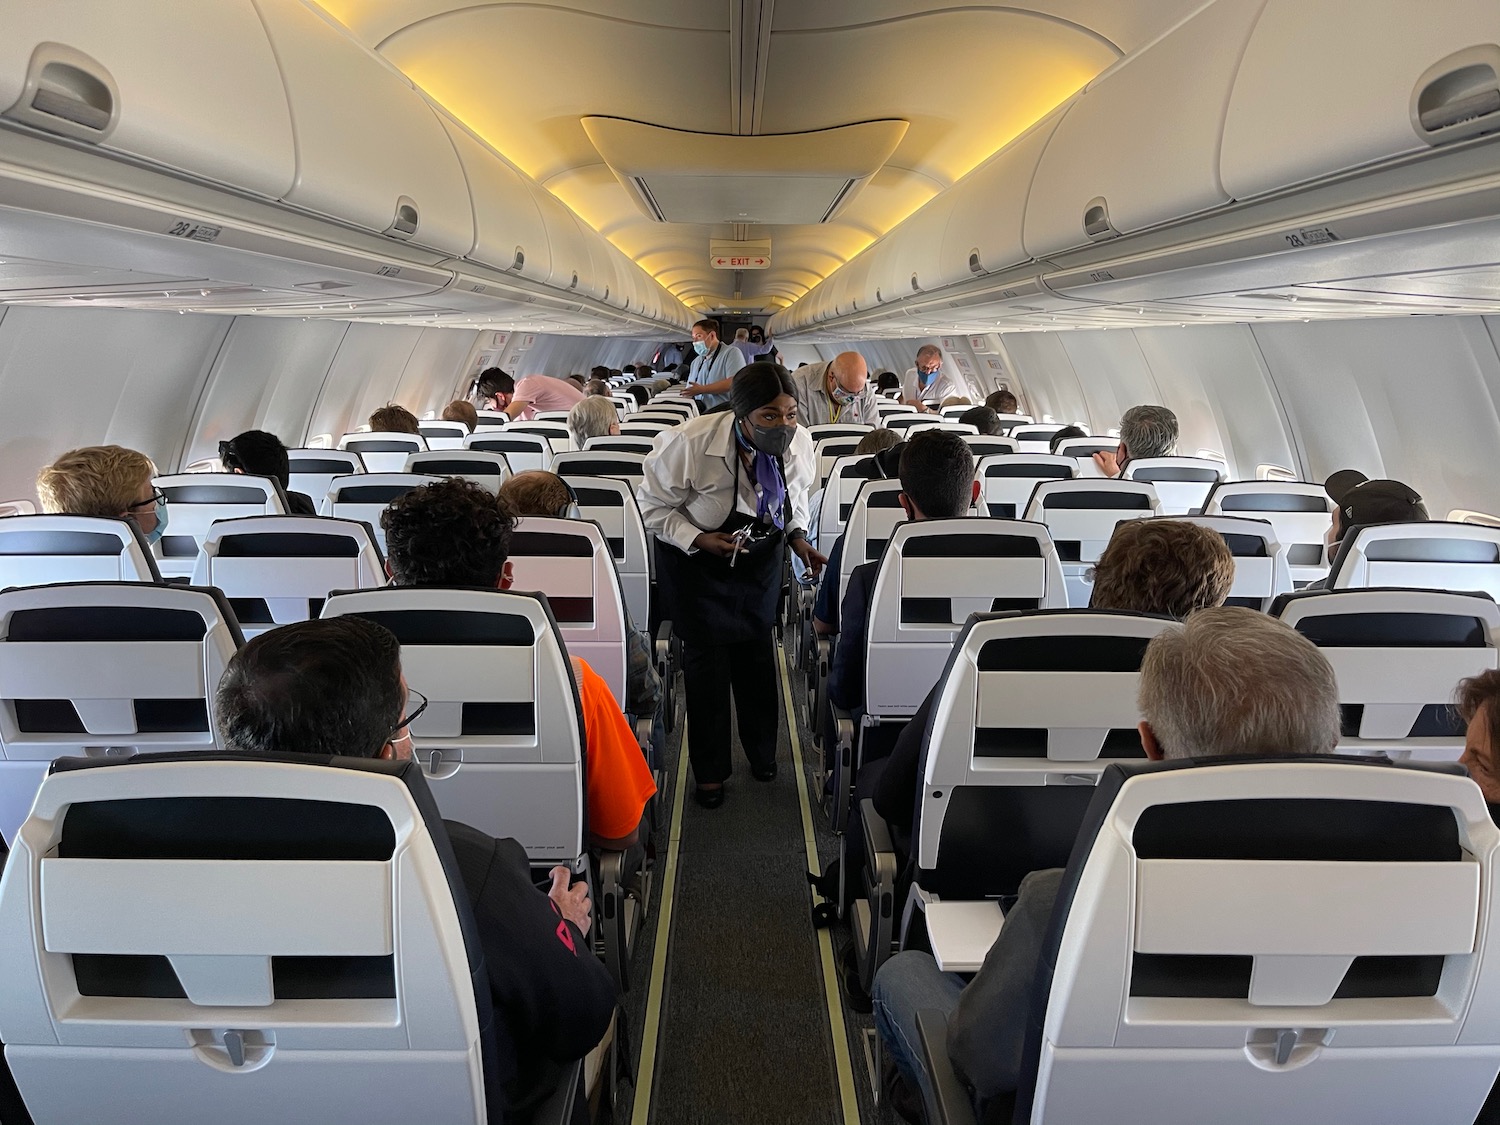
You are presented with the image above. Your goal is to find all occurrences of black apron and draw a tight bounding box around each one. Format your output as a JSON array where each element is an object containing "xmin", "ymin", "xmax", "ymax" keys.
[{"xmin": 654, "ymin": 445, "xmax": 786, "ymax": 646}]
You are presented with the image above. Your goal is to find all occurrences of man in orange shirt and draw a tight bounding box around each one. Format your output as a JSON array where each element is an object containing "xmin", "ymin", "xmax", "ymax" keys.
[{"xmin": 381, "ymin": 477, "xmax": 655, "ymax": 850}]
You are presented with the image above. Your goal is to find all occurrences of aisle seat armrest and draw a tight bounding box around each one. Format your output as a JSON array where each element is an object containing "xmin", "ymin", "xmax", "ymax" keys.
[
  {"xmin": 861, "ymin": 799, "xmax": 897, "ymax": 889},
  {"xmin": 531, "ymin": 1058, "xmax": 583, "ymax": 1125},
  {"xmin": 917, "ymin": 1010, "xmax": 978, "ymax": 1125}
]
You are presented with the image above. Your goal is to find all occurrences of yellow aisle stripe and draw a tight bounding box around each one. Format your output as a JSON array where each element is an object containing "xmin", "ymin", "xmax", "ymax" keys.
[
  {"xmin": 630, "ymin": 717, "xmax": 693, "ymax": 1125},
  {"xmin": 777, "ymin": 645, "xmax": 861, "ymax": 1125}
]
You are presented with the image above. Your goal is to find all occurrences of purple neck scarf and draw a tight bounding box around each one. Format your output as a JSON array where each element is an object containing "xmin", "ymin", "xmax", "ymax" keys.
[{"xmin": 735, "ymin": 422, "xmax": 786, "ymax": 529}]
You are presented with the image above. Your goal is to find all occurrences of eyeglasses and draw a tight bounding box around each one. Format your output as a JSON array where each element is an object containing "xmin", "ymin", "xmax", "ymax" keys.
[
  {"xmin": 390, "ymin": 689, "xmax": 428, "ymax": 740},
  {"xmin": 127, "ymin": 488, "xmax": 166, "ymax": 511}
]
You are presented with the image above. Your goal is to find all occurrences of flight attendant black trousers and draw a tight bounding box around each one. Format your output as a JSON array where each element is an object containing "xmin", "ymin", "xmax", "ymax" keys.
[{"xmin": 680, "ymin": 633, "xmax": 780, "ymax": 784}]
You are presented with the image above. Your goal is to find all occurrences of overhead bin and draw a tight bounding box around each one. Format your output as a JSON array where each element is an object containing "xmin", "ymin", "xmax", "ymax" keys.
[
  {"xmin": 528, "ymin": 185, "xmax": 588, "ymax": 294},
  {"xmin": 439, "ymin": 115, "xmax": 551, "ymax": 282},
  {"xmin": 1222, "ymin": 0, "xmax": 1500, "ymax": 200},
  {"xmin": 1023, "ymin": 0, "xmax": 1268, "ymax": 259},
  {"xmin": 250, "ymin": 0, "xmax": 473, "ymax": 258},
  {"xmin": 0, "ymin": 0, "xmax": 294, "ymax": 200}
]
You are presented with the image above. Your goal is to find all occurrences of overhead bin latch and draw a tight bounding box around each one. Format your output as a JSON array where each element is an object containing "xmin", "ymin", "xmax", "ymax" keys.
[
  {"xmin": 1082, "ymin": 197, "xmax": 1119, "ymax": 242},
  {"xmin": 383, "ymin": 196, "xmax": 420, "ymax": 240},
  {"xmin": 4, "ymin": 43, "xmax": 119, "ymax": 143},
  {"xmin": 1412, "ymin": 46, "xmax": 1500, "ymax": 146},
  {"xmin": 968, "ymin": 249, "xmax": 985, "ymax": 275}
]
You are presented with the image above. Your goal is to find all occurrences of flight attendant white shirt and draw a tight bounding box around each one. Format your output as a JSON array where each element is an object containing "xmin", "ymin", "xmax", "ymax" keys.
[
  {"xmin": 638, "ymin": 411, "xmax": 816, "ymax": 554},
  {"xmin": 902, "ymin": 364, "xmax": 964, "ymax": 405}
]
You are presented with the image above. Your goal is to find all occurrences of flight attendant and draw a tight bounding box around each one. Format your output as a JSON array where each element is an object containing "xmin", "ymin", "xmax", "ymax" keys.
[{"xmin": 638, "ymin": 362, "xmax": 827, "ymax": 807}]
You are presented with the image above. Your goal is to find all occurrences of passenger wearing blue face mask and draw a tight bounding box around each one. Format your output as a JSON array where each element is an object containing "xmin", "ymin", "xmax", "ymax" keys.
[
  {"xmin": 36, "ymin": 444, "xmax": 169, "ymax": 547},
  {"xmin": 682, "ymin": 317, "xmax": 746, "ymax": 411},
  {"xmin": 639, "ymin": 362, "xmax": 828, "ymax": 807},
  {"xmin": 789, "ymin": 350, "xmax": 878, "ymax": 426}
]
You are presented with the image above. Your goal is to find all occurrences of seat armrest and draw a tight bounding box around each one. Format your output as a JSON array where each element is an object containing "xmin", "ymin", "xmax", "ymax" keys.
[
  {"xmin": 916, "ymin": 1009, "xmax": 978, "ymax": 1125},
  {"xmin": 530, "ymin": 1057, "xmax": 584, "ymax": 1125},
  {"xmin": 595, "ymin": 850, "xmax": 630, "ymax": 994},
  {"xmin": 860, "ymin": 799, "xmax": 897, "ymax": 887}
]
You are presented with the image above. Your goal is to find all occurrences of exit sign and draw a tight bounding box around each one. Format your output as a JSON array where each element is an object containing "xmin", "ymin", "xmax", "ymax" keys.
[{"xmin": 711, "ymin": 254, "xmax": 770, "ymax": 270}]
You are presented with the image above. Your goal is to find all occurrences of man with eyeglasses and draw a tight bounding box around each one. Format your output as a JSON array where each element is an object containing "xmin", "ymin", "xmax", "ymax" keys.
[
  {"xmin": 900, "ymin": 344, "xmax": 961, "ymax": 413},
  {"xmin": 215, "ymin": 615, "xmax": 618, "ymax": 1119},
  {"xmin": 36, "ymin": 444, "xmax": 170, "ymax": 547}
]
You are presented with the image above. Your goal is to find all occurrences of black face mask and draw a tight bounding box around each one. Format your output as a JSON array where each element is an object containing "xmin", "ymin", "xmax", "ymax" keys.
[{"xmin": 746, "ymin": 421, "xmax": 795, "ymax": 457}]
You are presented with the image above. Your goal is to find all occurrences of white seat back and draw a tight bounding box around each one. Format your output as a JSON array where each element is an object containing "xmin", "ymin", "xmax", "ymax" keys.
[
  {"xmin": 1054, "ymin": 436, "xmax": 1119, "ymax": 477},
  {"xmin": 916, "ymin": 610, "xmax": 1176, "ymax": 896},
  {"xmin": 403, "ymin": 450, "xmax": 513, "ymax": 494},
  {"xmin": 560, "ymin": 475, "xmax": 651, "ymax": 627},
  {"xmin": 1122, "ymin": 455, "xmax": 1228, "ymax": 515},
  {"xmin": 1025, "ymin": 479, "xmax": 1161, "ymax": 606},
  {"xmin": 474, "ymin": 410, "xmax": 510, "ymax": 431},
  {"xmin": 865, "ymin": 519, "xmax": 1068, "ymax": 718},
  {"xmin": 884, "ymin": 414, "xmax": 935, "ymax": 436},
  {"xmin": 190, "ymin": 516, "xmax": 386, "ymax": 639},
  {"xmin": 0, "ymin": 754, "xmax": 490, "ymax": 1125},
  {"xmin": 609, "ymin": 394, "xmax": 636, "ymax": 417},
  {"xmin": 532, "ymin": 410, "xmax": 573, "ymax": 423},
  {"xmin": 583, "ymin": 436, "xmax": 656, "ymax": 455},
  {"xmin": 629, "ymin": 411, "xmax": 686, "ymax": 427},
  {"xmin": 874, "ymin": 401, "xmax": 917, "ymax": 422},
  {"xmin": 551, "ymin": 450, "xmax": 646, "ymax": 486},
  {"xmin": 618, "ymin": 420, "xmax": 674, "ymax": 440},
  {"xmin": 991, "ymin": 412, "xmax": 1033, "ymax": 432},
  {"xmin": 814, "ymin": 436, "xmax": 866, "ymax": 487},
  {"xmin": 839, "ymin": 479, "xmax": 910, "ymax": 598},
  {"xmin": 416, "ymin": 420, "xmax": 470, "ymax": 450},
  {"xmin": 962, "ymin": 435, "xmax": 1018, "ymax": 460},
  {"xmin": 1204, "ymin": 480, "xmax": 1335, "ymax": 587},
  {"xmin": 1331, "ymin": 522, "xmax": 1500, "ymax": 600},
  {"xmin": 1027, "ymin": 758, "xmax": 1500, "ymax": 1125},
  {"xmin": 507, "ymin": 517, "xmax": 631, "ymax": 710},
  {"xmin": 152, "ymin": 473, "xmax": 287, "ymax": 579},
  {"xmin": 976, "ymin": 453, "xmax": 1077, "ymax": 519},
  {"xmin": 0, "ymin": 582, "xmax": 241, "ymax": 843},
  {"xmin": 0, "ymin": 515, "xmax": 160, "ymax": 588},
  {"xmin": 338, "ymin": 432, "xmax": 428, "ymax": 473},
  {"xmin": 1148, "ymin": 514, "xmax": 1292, "ymax": 611},
  {"xmin": 644, "ymin": 398, "xmax": 694, "ymax": 420},
  {"xmin": 321, "ymin": 474, "xmax": 430, "ymax": 552},
  {"xmin": 1280, "ymin": 588, "xmax": 1500, "ymax": 760},
  {"xmin": 321, "ymin": 588, "xmax": 585, "ymax": 863},
  {"xmin": 506, "ymin": 421, "xmax": 570, "ymax": 455},
  {"xmin": 287, "ymin": 449, "xmax": 364, "ymax": 501},
  {"xmin": 937, "ymin": 405, "xmax": 973, "ymax": 421},
  {"xmin": 903, "ymin": 420, "xmax": 979, "ymax": 438},
  {"xmin": 822, "ymin": 453, "xmax": 890, "ymax": 538},
  {"xmin": 806, "ymin": 424, "xmax": 874, "ymax": 445},
  {"xmin": 1010, "ymin": 423, "xmax": 1067, "ymax": 452},
  {"xmin": 465, "ymin": 431, "xmax": 553, "ymax": 473}
]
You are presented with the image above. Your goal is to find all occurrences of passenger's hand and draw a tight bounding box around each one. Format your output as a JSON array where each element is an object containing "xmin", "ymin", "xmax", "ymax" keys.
[
  {"xmin": 683, "ymin": 385, "xmax": 701, "ymax": 398},
  {"xmin": 1092, "ymin": 450, "xmax": 1121, "ymax": 478},
  {"xmin": 547, "ymin": 866, "xmax": 593, "ymax": 938},
  {"xmin": 693, "ymin": 531, "xmax": 745, "ymax": 557},
  {"xmin": 792, "ymin": 538, "xmax": 828, "ymax": 579},
  {"xmin": 504, "ymin": 397, "xmax": 532, "ymax": 420}
]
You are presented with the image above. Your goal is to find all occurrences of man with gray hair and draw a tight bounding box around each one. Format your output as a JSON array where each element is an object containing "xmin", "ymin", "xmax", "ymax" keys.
[
  {"xmin": 1094, "ymin": 403, "xmax": 1179, "ymax": 478},
  {"xmin": 872, "ymin": 607, "xmax": 1341, "ymax": 1120},
  {"xmin": 790, "ymin": 350, "xmax": 879, "ymax": 426},
  {"xmin": 901, "ymin": 344, "xmax": 963, "ymax": 411}
]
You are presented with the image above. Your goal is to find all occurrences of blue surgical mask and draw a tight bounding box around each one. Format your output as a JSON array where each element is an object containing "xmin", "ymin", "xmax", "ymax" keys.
[
  {"xmin": 143, "ymin": 496, "xmax": 168, "ymax": 547},
  {"xmin": 693, "ymin": 341, "xmax": 710, "ymax": 357}
]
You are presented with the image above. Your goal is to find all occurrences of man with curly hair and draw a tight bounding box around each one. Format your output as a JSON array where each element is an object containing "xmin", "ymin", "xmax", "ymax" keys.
[{"xmin": 381, "ymin": 478, "xmax": 655, "ymax": 851}]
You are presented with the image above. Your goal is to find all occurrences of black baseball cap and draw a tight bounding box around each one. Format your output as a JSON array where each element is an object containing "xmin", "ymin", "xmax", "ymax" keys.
[{"xmin": 1324, "ymin": 470, "xmax": 1427, "ymax": 528}]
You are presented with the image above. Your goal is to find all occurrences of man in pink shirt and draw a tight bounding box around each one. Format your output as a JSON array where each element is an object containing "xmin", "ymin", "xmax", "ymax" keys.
[{"xmin": 475, "ymin": 367, "xmax": 585, "ymax": 421}]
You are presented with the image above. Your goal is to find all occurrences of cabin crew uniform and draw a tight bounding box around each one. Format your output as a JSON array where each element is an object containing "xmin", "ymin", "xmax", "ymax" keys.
[
  {"xmin": 638, "ymin": 410, "xmax": 815, "ymax": 787},
  {"xmin": 791, "ymin": 359, "xmax": 880, "ymax": 427},
  {"xmin": 686, "ymin": 341, "xmax": 746, "ymax": 411},
  {"xmin": 902, "ymin": 364, "xmax": 963, "ymax": 405}
]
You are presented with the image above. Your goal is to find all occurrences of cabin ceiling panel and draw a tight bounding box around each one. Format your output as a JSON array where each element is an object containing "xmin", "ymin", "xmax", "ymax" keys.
[{"xmin": 312, "ymin": 1, "xmax": 1201, "ymax": 310}]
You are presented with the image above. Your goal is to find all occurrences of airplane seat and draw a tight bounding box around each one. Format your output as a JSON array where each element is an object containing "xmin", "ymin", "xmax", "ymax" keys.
[
  {"xmin": 1329, "ymin": 521, "xmax": 1500, "ymax": 601},
  {"xmin": 551, "ymin": 451, "xmax": 647, "ymax": 487},
  {"xmin": 608, "ymin": 394, "xmax": 636, "ymax": 418},
  {"xmin": 504, "ymin": 422, "xmax": 570, "ymax": 456},
  {"xmin": 856, "ymin": 609, "xmax": 1174, "ymax": 995},
  {"xmin": 1202, "ymin": 480, "xmax": 1336, "ymax": 587},
  {"xmin": 806, "ymin": 424, "xmax": 874, "ymax": 445},
  {"xmin": 626, "ymin": 411, "xmax": 688, "ymax": 428},
  {"xmin": 554, "ymin": 474, "xmax": 652, "ymax": 634},
  {"xmin": 1277, "ymin": 587, "xmax": 1500, "ymax": 761},
  {"xmin": 151, "ymin": 473, "xmax": 287, "ymax": 580},
  {"xmin": 0, "ymin": 581, "xmax": 241, "ymax": 845},
  {"xmin": 403, "ymin": 451, "xmax": 513, "ymax": 495},
  {"xmin": 320, "ymin": 474, "xmax": 430, "ymax": 553},
  {"xmin": 989, "ymin": 412, "xmax": 1034, "ymax": 433},
  {"xmin": 813, "ymin": 437, "xmax": 865, "ymax": 489},
  {"xmin": 919, "ymin": 756, "xmax": 1500, "ymax": 1125},
  {"xmin": 464, "ymin": 432, "xmax": 553, "ymax": 473},
  {"xmin": 532, "ymin": 410, "xmax": 573, "ymax": 423},
  {"xmin": 190, "ymin": 516, "xmax": 386, "ymax": 640},
  {"xmin": 417, "ymin": 420, "xmax": 471, "ymax": 450},
  {"xmin": 884, "ymin": 415, "xmax": 939, "ymax": 436},
  {"xmin": 617, "ymin": 420, "xmax": 674, "ymax": 441},
  {"xmin": 337, "ymin": 432, "xmax": 428, "ymax": 474},
  {"xmin": 473, "ymin": 411, "xmax": 510, "ymax": 431},
  {"xmin": 1009, "ymin": 424, "xmax": 1067, "ymax": 453},
  {"xmin": 0, "ymin": 751, "xmax": 506, "ymax": 1125},
  {"xmin": 287, "ymin": 449, "xmax": 365, "ymax": 503},
  {"xmin": 1053, "ymin": 437, "xmax": 1119, "ymax": 478},
  {"xmin": 1024, "ymin": 479, "xmax": 1161, "ymax": 607},
  {"xmin": 0, "ymin": 515, "xmax": 161, "ymax": 588},
  {"xmin": 961, "ymin": 435, "xmax": 1018, "ymax": 461},
  {"xmin": 1121, "ymin": 456, "xmax": 1228, "ymax": 515},
  {"xmin": 874, "ymin": 402, "xmax": 918, "ymax": 422},
  {"xmin": 1143, "ymin": 514, "xmax": 1292, "ymax": 611},
  {"xmin": 582, "ymin": 436, "xmax": 655, "ymax": 456},
  {"xmin": 974, "ymin": 453, "xmax": 1077, "ymax": 520}
]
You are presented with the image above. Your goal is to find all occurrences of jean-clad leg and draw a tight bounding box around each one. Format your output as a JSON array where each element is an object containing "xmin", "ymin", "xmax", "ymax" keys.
[{"xmin": 872, "ymin": 951, "xmax": 965, "ymax": 1114}]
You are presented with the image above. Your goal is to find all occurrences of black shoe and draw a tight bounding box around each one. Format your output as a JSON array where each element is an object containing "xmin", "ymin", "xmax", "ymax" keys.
[
  {"xmin": 751, "ymin": 762, "xmax": 778, "ymax": 782},
  {"xmin": 694, "ymin": 786, "xmax": 725, "ymax": 809}
]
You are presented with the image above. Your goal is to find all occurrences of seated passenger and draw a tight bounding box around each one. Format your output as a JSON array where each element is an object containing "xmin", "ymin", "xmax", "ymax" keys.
[
  {"xmin": 382, "ymin": 478, "xmax": 655, "ymax": 851},
  {"xmin": 798, "ymin": 427, "xmax": 901, "ymax": 589},
  {"xmin": 36, "ymin": 444, "xmax": 167, "ymax": 546},
  {"xmin": 214, "ymin": 615, "xmax": 618, "ymax": 1116},
  {"xmin": 958, "ymin": 405, "xmax": 1002, "ymax": 435},
  {"xmin": 590, "ymin": 365, "xmax": 611, "ymax": 383},
  {"xmin": 828, "ymin": 430, "xmax": 978, "ymax": 714},
  {"xmin": 498, "ymin": 470, "xmax": 664, "ymax": 731},
  {"xmin": 567, "ymin": 395, "xmax": 621, "ymax": 450},
  {"xmin": 1307, "ymin": 469, "xmax": 1428, "ymax": 587},
  {"xmin": 811, "ymin": 434, "xmax": 905, "ymax": 635},
  {"xmin": 441, "ymin": 399, "xmax": 479, "ymax": 433},
  {"xmin": 219, "ymin": 429, "xmax": 315, "ymax": 515},
  {"xmin": 875, "ymin": 370, "xmax": 901, "ymax": 397},
  {"xmin": 368, "ymin": 403, "xmax": 420, "ymax": 435},
  {"xmin": 1047, "ymin": 424, "xmax": 1087, "ymax": 453},
  {"xmin": 583, "ymin": 379, "xmax": 612, "ymax": 397},
  {"xmin": 873, "ymin": 607, "xmax": 1340, "ymax": 1121},
  {"xmin": 1458, "ymin": 668, "xmax": 1500, "ymax": 814},
  {"xmin": 940, "ymin": 396, "xmax": 972, "ymax": 410},
  {"xmin": 1093, "ymin": 403, "xmax": 1177, "ymax": 478},
  {"xmin": 983, "ymin": 388, "xmax": 1019, "ymax": 415}
]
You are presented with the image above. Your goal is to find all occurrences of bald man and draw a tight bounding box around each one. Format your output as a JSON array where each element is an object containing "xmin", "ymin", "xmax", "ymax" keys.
[{"xmin": 789, "ymin": 350, "xmax": 878, "ymax": 427}]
